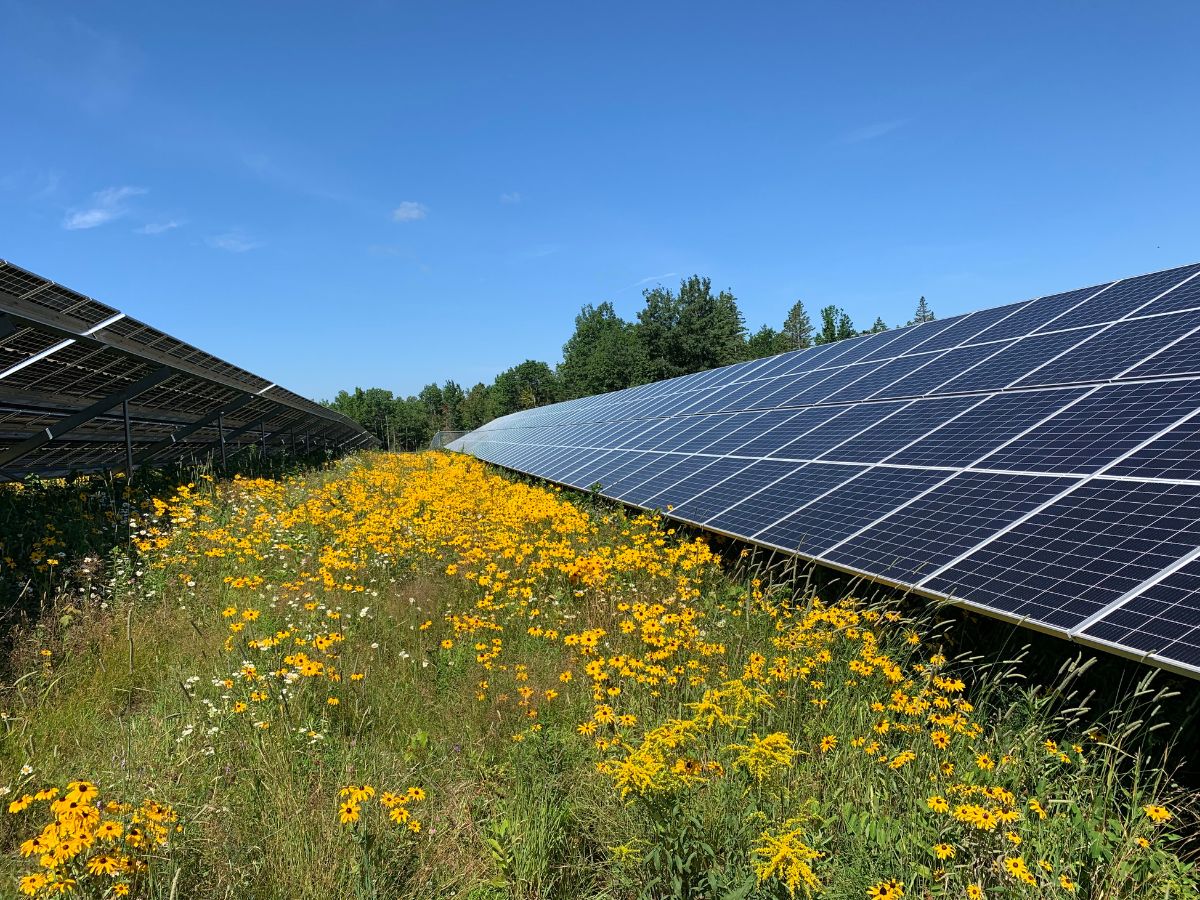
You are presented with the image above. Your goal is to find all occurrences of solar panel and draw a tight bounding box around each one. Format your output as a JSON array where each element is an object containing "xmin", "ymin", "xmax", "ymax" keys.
[
  {"xmin": 450, "ymin": 262, "xmax": 1200, "ymax": 679},
  {"xmin": 0, "ymin": 260, "xmax": 376, "ymax": 477}
]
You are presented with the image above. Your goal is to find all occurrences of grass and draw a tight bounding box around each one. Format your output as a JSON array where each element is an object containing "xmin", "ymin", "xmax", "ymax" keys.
[{"xmin": 0, "ymin": 450, "xmax": 1196, "ymax": 899}]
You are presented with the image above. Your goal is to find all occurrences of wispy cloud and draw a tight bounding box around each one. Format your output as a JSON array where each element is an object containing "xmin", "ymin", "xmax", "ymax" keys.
[
  {"xmin": 135, "ymin": 220, "xmax": 182, "ymax": 235},
  {"xmin": 63, "ymin": 185, "xmax": 147, "ymax": 230},
  {"xmin": 0, "ymin": 169, "xmax": 61, "ymax": 200},
  {"xmin": 838, "ymin": 119, "xmax": 909, "ymax": 145},
  {"xmin": 499, "ymin": 191, "xmax": 522, "ymax": 204},
  {"xmin": 206, "ymin": 230, "xmax": 262, "ymax": 253},
  {"xmin": 392, "ymin": 201, "xmax": 428, "ymax": 222},
  {"xmin": 615, "ymin": 272, "xmax": 677, "ymax": 292}
]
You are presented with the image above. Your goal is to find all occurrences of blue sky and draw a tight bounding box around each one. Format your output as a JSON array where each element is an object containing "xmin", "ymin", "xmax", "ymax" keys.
[{"xmin": 2, "ymin": 1, "xmax": 1198, "ymax": 400}]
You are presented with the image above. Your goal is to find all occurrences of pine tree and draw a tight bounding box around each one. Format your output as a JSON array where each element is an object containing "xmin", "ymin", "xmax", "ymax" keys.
[
  {"xmin": 868, "ymin": 316, "xmax": 888, "ymax": 334},
  {"xmin": 908, "ymin": 296, "xmax": 935, "ymax": 326},
  {"xmin": 814, "ymin": 305, "xmax": 856, "ymax": 344},
  {"xmin": 782, "ymin": 300, "xmax": 814, "ymax": 351}
]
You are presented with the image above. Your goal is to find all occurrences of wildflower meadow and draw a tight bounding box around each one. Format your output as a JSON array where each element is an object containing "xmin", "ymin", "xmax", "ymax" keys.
[{"xmin": 0, "ymin": 452, "xmax": 1195, "ymax": 898}]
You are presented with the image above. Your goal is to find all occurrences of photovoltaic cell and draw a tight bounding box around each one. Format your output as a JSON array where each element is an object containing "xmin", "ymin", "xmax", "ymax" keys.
[
  {"xmin": 1080, "ymin": 559, "xmax": 1200, "ymax": 668},
  {"xmin": 826, "ymin": 471, "xmax": 1078, "ymax": 584},
  {"xmin": 641, "ymin": 457, "xmax": 749, "ymax": 510},
  {"xmin": 937, "ymin": 328, "xmax": 1102, "ymax": 394},
  {"xmin": 910, "ymin": 303, "xmax": 1027, "ymax": 355},
  {"xmin": 766, "ymin": 401, "xmax": 909, "ymax": 459},
  {"xmin": 925, "ymin": 480, "xmax": 1200, "ymax": 630},
  {"xmin": 823, "ymin": 354, "xmax": 935, "ymax": 403},
  {"xmin": 708, "ymin": 462, "xmax": 864, "ymax": 535},
  {"xmin": 887, "ymin": 389, "xmax": 1084, "ymax": 468},
  {"xmin": 669, "ymin": 459, "xmax": 801, "ymax": 524},
  {"xmin": 1106, "ymin": 417, "xmax": 1200, "ymax": 481},
  {"xmin": 975, "ymin": 380, "xmax": 1200, "ymax": 474},
  {"xmin": 1042, "ymin": 264, "xmax": 1200, "ymax": 331},
  {"xmin": 1124, "ymin": 330, "xmax": 1200, "ymax": 379},
  {"xmin": 860, "ymin": 319, "xmax": 957, "ymax": 361},
  {"xmin": 756, "ymin": 466, "xmax": 948, "ymax": 555},
  {"xmin": 819, "ymin": 395, "xmax": 981, "ymax": 463},
  {"xmin": 1017, "ymin": 311, "xmax": 1200, "ymax": 387},
  {"xmin": 871, "ymin": 343, "xmax": 1006, "ymax": 399},
  {"xmin": 967, "ymin": 283, "xmax": 1110, "ymax": 344},
  {"xmin": 731, "ymin": 406, "xmax": 846, "ymax": 458},
  {"xmin": 1141, "ymin": 274, "xmax": 1200, "ymax": 318},
  {"xmin": 614, "ymin": 454, "xmax": 718, "ymax": 503}
]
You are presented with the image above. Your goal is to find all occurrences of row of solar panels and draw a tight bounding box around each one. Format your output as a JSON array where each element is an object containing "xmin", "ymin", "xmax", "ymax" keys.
[
  {"xmin": 451, "ymin": 261, "xmax": 1200, "ymax": 678},
  {"xmin": 0, "ymin": 260, "xmax": 377, "ymax": 478}
]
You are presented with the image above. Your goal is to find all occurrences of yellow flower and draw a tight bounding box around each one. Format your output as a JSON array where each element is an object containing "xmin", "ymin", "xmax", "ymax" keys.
[
  {"xmin": 1059, "ymin": 874, "xmax": 1077, "ymax": 892},
  {"xmin": 726, "ymin": 732, "xmax": 798, "ymax": 781},
  {"xmin": 752, "ymin": 818, "xmax": 822, "ymax": 897},
  {"xmin": 932, "ymin": 843, "xmax": 955, "ymax": 860},
  {"xmin": 338, "ymin": 802, "xmax": 361, "ymax": 825},
  {"xmin": 18, "ymin": 873, "xmax": 47, "ymax": 896},
  {"xmin": 1143, "ymin": 804, "xmax": 1172, "ymax": 824},
  {"xmin": 1002, "ymin": 856, "xmax": 1037, "ymax": 887},
  {"xmin": 819, "ymin": 735, "xmax": 837, "ymax": 753},
  {"xmin": 965, "ymin": 886, "xmax": 983, "ymax": 900},
  {"xmin": 926, "ymin": 795, "xmax": 949, "ymax": 814},
  {"xmin": 867, "ymin": 879, "xmax": 904, "ymax": 900},
  {"xmin": 86, "ymin": 854, "xmax": 122, "ymax": 875},
  {"xmin": 96, "ymin": 820, "xmax": 124, "ymax": 841}
]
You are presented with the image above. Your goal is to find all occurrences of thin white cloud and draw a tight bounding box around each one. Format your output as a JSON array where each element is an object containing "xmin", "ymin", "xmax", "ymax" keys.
[
  {"xmin": 615, "ymin": 272, "xmax": 677, "ymax": 293},
  {"xmin": 500, "ymin": 192, "xmax": 522, "ymax": 204},
  {"xmin": 135, "ymin": 220, "xmax": 182, "ymax": 235},
  {"xmin": 63, "ymin": 185, "xmax": 147, "ymax": 230},
  {"xmin": 206, "ymin": 230, "xmax": 262, "ymax": 253},
  {"xmin": 838, "ymin": 119, "xmax": 909, "ymax": 145},
  {"xmin": 392, "ymin": 201, "xmax": 428, "ymax": 222}
]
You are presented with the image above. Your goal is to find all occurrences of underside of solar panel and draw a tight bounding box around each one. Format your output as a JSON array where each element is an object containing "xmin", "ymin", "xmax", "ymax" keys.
[
  {"xmin": 0, "ymin": 260, "xmax": 377, "ymax": 478},
  {"xmin": 449, "ymin": 262, "xmax": 1200, "ymax": 680}
]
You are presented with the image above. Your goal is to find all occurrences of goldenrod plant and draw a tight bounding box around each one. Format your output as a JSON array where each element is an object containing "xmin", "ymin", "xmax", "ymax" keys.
[{"xmin": 0, "ymin": 452, "xmax": 1195, "ymax": 898}]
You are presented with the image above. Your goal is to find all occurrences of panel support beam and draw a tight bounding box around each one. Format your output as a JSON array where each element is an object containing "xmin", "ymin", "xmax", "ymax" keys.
[
  {"xmin": 0, "ymin": 365, "xmax": 174, "ymax": 470},
  {"xmin": 133, "ymin": 393, "xmax": 255, "ymax": 465}
]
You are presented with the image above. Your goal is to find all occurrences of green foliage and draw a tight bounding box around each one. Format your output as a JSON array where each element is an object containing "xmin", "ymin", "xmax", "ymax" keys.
[
  {"xmin": 744, "ymin": 325, "xmax": 790, "ymax": 360},
  {"xmin": 813, "ymin": 305, "xmax": 856, "ymax": 344},
  {"xmin": 634, "ymin": 276, "xmax": 747, "ymax": 381},
  {"xmin": 489, "ymin": 360, "xmax": 561, "ymax": 419},
  {"xmin": 327, "ymin": 380, "xmax": 469, "ymax": 451},
  {"xmin": 559, "ymin": 303, "xmax": 642, "ymax": 400},
  {"xmin": 908, "ymin": 296, "xmax": 935, "ymax": 326},
  {"xmin": 332, "ymin": 279, "xmax": 923, "ymax": 435},
  {"xmin": 781, "ymin": 300, "xmax": 814, "ymax": 352}
]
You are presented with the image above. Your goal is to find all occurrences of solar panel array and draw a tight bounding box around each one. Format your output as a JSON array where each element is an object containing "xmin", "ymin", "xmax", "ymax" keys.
[
  {"xmin": 450, "ymin": 262, "xmax": 1200, "ymax": 679},
  {"xmin": 0, "ymin": 260, "xmax": 377, "ymax": 478}
]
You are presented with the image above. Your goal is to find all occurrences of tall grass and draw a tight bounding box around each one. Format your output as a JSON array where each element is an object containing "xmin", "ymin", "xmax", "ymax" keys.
[{"xmin": 0, "ymin": 451, "xmax": 1195, "ymax": 899}]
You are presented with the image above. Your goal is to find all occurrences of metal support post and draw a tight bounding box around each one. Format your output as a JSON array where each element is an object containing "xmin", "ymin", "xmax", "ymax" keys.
[{"xmin": 122, "ymin": 400, "xmax": 134, "ymax": 478}]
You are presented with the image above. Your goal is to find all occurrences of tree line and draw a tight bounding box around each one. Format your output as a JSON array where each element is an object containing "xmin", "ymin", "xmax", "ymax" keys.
[{"xmin": 326, "ymin": 276, "xmax": 934, "ymax": 449}]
